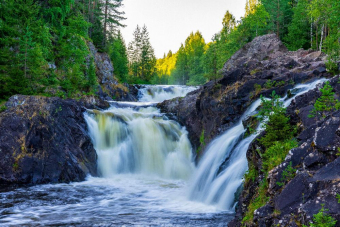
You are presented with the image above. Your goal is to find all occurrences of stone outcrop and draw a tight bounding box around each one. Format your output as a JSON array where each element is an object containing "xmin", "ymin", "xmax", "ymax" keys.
[
  {"xmin": 87, "ymin": 42, "xmax": 137, "ymax": 101},
  {"xmin": 158, "ymin": 34, "xmax": 330, "ymax": 152},
  {"xmin": 0, "ymin": 95, "xmax": 102, "ymax": 186},
  {"xmin": 229, "ymin": 77, "xmax": 340, "ymax": 226}
]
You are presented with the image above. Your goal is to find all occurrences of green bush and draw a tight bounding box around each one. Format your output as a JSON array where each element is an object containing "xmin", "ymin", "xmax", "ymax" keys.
[
  {"xmin": 0, "ymin": 105, "xmax": 7, "ymax": 113},
  {"xmin": 262, "ymin": 140, "xmax": 298, "ymax": 173},
  {"xmin": 257, "ymin": 91, "xmax": 297, "ymax": 148},
  {"xmin": 305, "ymin": 204, "xmax": 337, "ymax": 227},
  {"xmin": 309, "ymin": 81, "xmax": 340, "ymax": 119},
  {"xmin": 276, "ymin": 161, "xmax": 296, "ymax": 187}
]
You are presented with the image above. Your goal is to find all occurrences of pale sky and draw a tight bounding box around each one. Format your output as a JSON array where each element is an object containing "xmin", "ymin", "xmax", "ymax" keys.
[{"xmin": 121, "ymin": 0, "xmax": 247, "ymax": 58}]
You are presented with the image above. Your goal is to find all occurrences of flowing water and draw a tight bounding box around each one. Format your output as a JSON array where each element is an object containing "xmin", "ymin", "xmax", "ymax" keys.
[
  {"xmin": 0, "ymin": 81, "xmax": 325, "ymax": 226},
  {"xmin": 188, "ymin": 78, "xmax": 327, "ymax": 210}
]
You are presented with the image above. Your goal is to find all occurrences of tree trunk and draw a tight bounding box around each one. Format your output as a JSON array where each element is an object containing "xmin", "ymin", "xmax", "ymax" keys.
[
  {"xmin": 310, "ymin": 20, "xmax": 313, "ymax": 49},
  {"xmin": 103, "ymin": 0, "xmax": 108, "ymax": 47},
  {"xmin": 319, "ymin": 24, "xmax": 324, "ymax": 51}
]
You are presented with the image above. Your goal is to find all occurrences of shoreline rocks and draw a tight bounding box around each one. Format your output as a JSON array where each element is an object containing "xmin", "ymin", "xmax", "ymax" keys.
[{"xmin": 0, "ymin": 95, "xmax": 100, "ymax": 186}]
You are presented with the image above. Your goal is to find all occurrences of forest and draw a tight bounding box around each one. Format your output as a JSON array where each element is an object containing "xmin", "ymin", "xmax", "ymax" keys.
[
  {"xmin": 0, "ymin": 0, "xmax": 340, "ymax": 99},
  {"xmin": 155, "ymin": 0, "xmax": 340, "ymax": 85}
]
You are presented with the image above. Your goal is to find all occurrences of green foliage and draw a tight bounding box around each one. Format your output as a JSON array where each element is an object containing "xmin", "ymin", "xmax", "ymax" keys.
[
  {"xmin": 197, "ymin": 130, "xmax": 206, "ymax": 154},
  {"xmin": 109, "ymin": 31, "xmax": 129, "ymax": 82},
  {"xmin": 336, "ymin": 194, "xmax": 340, "ymax": 203},
  {"xmin": 0, "ymin": 0, "xmax": 125, "ymax": 99},
  {"xmin": 261, "ymin": 0, "xmax": 293, "ymax": 39},
  {"xmin": 244, "ymin": 91, "xmax": 297, "ymax": 224},
  {"xmin": 0, "ymin": 105, "xmax": 7, "ymax": 113},
  {"xmin": 276, "ymin": 162, "xmax": 296, "ymax": 187},
  {"xmin": 256, "ymin": 91, "xmax": 296, "ymax": 148},
  {"xmin": 127, "ymin": 25, "xmax": 156, "ymax": 84},
  {"xmin": 262, "ymin": 140, "xmax": 298, "ymax": 173},
  {"xmin": 264, "ymin": 80, "xmax": 276, "ymax": 89},
  {"xmin": 254, "ymin": 84, "xmax": 262, "ymax": 96},
  {"xmin": 309, "ymin": 81, "xmax": 340, "ymax": 119},
  {"xmin": 308, "ymin": 204, "xmax": 337, "ymax": 227},
  {"xmin": 284, "ymin": 0, "xmax": 311, "ymax": 50},
  {"xmin": 244, "ymin": 163, "xmax": 258, "ymax": 184},
  {"xmin": 242, "ymin": 178, "xmax": 269, "ymax": 225}
]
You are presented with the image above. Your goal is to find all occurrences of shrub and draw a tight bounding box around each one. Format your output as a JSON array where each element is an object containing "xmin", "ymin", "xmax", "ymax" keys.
[
  {"xmin": 257, "ymin": 91, "xmax": 297, "ymax": 148},
  {"xmin": 309, "ymin": 81, "xmax": 340, "ymax": 119},
  {"xmin": 276, "ymin": 161, "xmax": 296, "ymax": 187},
  {"xmin": 308, "ymin": 204, "xmax": 337, "ymax": 227},
  {"xmin": 262, "ymin": 140, "xmax": 298, "ymax": 173}
]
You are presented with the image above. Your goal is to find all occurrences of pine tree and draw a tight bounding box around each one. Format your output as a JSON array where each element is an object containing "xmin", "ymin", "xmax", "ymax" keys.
[
  {"xmin": 284, "ymin": 0, "xmax": 310, "ymax": 50},
  {"xmin": 102, "ymin": 0, "xmax": 126, "ymax": 47},
  {"xmin": 261, "ymin": 0, "xmax": 293, "ymax": 38},
  {"xmin": 109, "ymin": 31, "xmax": 129, "ymax": 82},
  {"xmin": 127, "ymin": 25, "xmax": 156, "ymax": 83}
]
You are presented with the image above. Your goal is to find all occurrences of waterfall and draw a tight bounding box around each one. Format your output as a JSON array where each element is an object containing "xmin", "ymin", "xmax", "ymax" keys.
[
  {"xmin": 188, "ymin": 78, "xmax": 327, "ymax": 210},
  {"xmin": 85, "ymin": 85, "xmax": 198, "ymax": 180},
  {"xmin": 85, "ymin": 106, "xmax": 195, "ymax": 179},
  {"xmin": 138, "ymin": 85, "xmax": 198, "ymax": 103}
]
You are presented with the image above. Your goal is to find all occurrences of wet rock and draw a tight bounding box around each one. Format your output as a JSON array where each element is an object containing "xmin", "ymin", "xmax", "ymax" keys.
[
  {"xmin": 87, "ymin": 41, "xmax": 137, "ymax": 102},
  {"xmin": 0, "ymin": 95, "xmax": 98, "ymax": 186},
  {"xmin": 159, "ymin": 34, "xmax": 331, "ymax": 151},
  {"xmin": 312, "ymin": 157, "xmax": 340, "ymax": 181},
  {"xmin": 275, "ymin": 173, "xmax": 317, "ymax": 215}
]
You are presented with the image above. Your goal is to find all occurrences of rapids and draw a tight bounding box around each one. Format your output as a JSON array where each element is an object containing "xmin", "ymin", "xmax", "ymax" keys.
[{"xmin": 0, "ymin": 81, "xmax": 326, "ymax": 226}]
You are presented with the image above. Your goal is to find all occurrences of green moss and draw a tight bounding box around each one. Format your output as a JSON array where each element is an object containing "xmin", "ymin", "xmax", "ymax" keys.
[
  {"xmin": 254, "ymin": 84, "xmax": 262, "ymax": 97},
  {"xmin": 0, "ymin": 105, "xmax": 7, "ymax": 113},
  {"xmin": 242, "ymin": 178, "xmax": 269, "ymax": 225},
  {"xmin": 197, "ymin": 130, "xmax": 206, "ymax": 154},
  {"xmin": 250, "ymin": 69, "xmax": 260, "ymax": 75},
  {"xmin": 244, "ymin": 163, "xmax": 258, "ymax": 184},
  {"xmin": 262, "ymin": 140, "xmax": 298, "ymax": 173},
  {"xmin": 276, "ymin": 161, "xmax": 296, "ymax": 187}
]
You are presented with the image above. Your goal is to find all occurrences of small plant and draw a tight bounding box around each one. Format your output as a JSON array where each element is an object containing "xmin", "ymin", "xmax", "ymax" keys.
[
  {"xmin": 256, "ymin": 91, "xmax": 297, "ymax": 148},
  {"xmin": 254, "ymin": 84, "xmax": 262, "ymax": 96},
  {"xmin": 308, "ymin": 204, "xmax": 337, "ymax": 227},
  {"xmin": 250, "ymin": 69, "xmax": 259, "ymax": 75},
  {"xmin": 244, "ymin": 163, "xmax": 258, "ymax": 184},
  {"xmin": 197, "ymin": 130, "xmax": 206, "ymax": 154},
  {"xmin": 242, "ymin": 178, "xmax": 269, "ymax": 225},
  {"xmin": 336, "ymin": 148, "xmax": 340, "ymax": 156},
  {"xmin": 264, "ymin": 80, "xmax": 276, "ymax": 89},
  {"xmin": 276, "ymin": 162, "xmax": 296, "ymax": 187},
  {"xmin": 55, "ymin": 106, "xmax": 62, "ymax": 114},
  {"xmin": 275, "ymin": 81, "xmax": 286, "ymax": 87},
  {"xmin": 308, "ymin": 81, "xmax": 340, "ymax": 119},
  {"xmin": 336, "ymin": 194, "xmax": 340, "ymax": 203},
  {"xmin": 0, "ymin": 105, "xmax": 7, "ymax": 113}
]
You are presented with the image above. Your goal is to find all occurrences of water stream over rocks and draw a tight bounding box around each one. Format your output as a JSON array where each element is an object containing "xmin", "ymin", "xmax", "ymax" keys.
[{"xmin": 0, "ymin": 82, "xmax": 325, "ymax": 226}]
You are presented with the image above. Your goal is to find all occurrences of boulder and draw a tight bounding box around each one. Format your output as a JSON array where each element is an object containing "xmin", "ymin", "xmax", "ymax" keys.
[{"xmin": 0, "ymin": 95, "xmax": 98, "ymax": 186}]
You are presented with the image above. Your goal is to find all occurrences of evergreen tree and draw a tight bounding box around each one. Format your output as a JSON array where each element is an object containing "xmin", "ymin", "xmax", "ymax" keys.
[
  {"xmin": 284, "ymin": 0, "xmax": 310, "ymax": 50},
  {"xmin": 127, "ymin": 25, "xmax": 156, "ymax": 84},
  {"xmin": 261, "ymin": 0, "xmax": 293, "ymax": 39},
  {"xmin": 109, "ymin": 31, "xmax": 129, "ymax": 82}
]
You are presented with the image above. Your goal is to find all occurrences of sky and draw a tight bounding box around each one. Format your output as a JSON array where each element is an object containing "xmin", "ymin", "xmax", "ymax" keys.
[{"xmin": 120, "ymin": 0, "xmax": 247, "ymax": 58}]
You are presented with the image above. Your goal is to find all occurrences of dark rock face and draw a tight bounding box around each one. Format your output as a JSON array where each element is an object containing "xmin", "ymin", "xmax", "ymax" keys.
[
  {"xmin": 87, "ymin": 42, "xmax": 137, "ymax": 102},
  {"xmin": 158, "ymin": 34, "xmax": 330, "ymax": 151},
  {"xmin": 231, "ymin": 76, "xmax": 340, "ymax": 226},
  {"xmin": 0, "ymin": 95, "xmax": 99, "ymax": 186}
]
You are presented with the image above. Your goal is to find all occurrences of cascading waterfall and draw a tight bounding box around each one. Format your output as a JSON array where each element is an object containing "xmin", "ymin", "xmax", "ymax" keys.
[
  {"xmin": 85, "ymin": 86, "xmax": 197, "ymax": 180},
  {"xmin": 188, "ymin": 78, "xmax": 327, "ymax": 210},
  {"xmin": 138, "ymin": 85, "xmax": 198, "ymax": 103}
]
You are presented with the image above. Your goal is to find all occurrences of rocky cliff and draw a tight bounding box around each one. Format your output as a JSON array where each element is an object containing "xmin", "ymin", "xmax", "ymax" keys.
[
  {"xmin": 87, "ymin": 42, "xmax": 138, "ymax": 102},
  {"xmin": 158, "ymin": 34, "xmax": 331, "ymax": 153},
  {"xmin": 229, "ymin": 76, "xmax": 340, "ymax": 226},
  {"xmin": 0, "ymin": 95, "xmax": 107, "ymax": 186}
]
